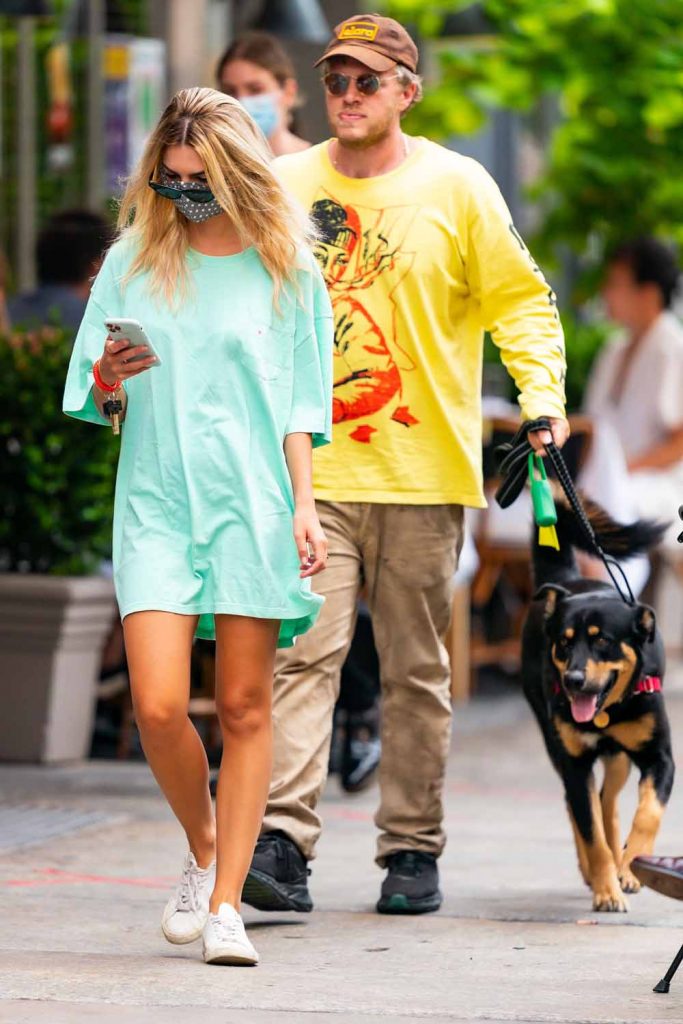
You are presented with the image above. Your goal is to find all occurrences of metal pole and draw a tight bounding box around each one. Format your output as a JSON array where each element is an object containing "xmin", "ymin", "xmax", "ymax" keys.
[
  {"xmin": 86, "ymin": 0, "xmax": 105, "ymax": 209},
  {"xmin": 17, "ymin": 17, "xmax": 37, "ymax": 292},
  {"xmin": 166, "ymin": 0, "xmax": 209, "ymax": 95}
]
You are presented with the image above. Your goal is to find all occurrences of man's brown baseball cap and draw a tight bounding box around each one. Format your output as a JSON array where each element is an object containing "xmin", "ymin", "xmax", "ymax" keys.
[{"xmin": 314, "ymin": 13, "xmax": 418, "ymax": 74}]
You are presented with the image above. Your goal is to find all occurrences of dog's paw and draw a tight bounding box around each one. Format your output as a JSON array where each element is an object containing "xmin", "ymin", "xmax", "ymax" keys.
[
  {"xmin": 592, "ymin": 886, "xmax": 630, "ymax": 912},
  {"xmin": 618, "ymin": 867, "xmax": 642, "ymax": 894}
]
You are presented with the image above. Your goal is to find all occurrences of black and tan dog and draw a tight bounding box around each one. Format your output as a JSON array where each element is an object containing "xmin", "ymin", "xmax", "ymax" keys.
[{"xmin": 521, "ymin": 495, "xmax": 674, "ymax": 912}]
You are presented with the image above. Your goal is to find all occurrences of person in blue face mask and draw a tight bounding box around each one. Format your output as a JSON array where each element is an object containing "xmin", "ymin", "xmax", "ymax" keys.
[{"xmin": 217, "ymin": 31, "xmax": 310, "ymax": 157}]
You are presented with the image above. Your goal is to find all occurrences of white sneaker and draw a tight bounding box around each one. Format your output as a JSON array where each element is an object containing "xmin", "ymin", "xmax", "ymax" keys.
[
  {"xmin": 161, "ymin": 851, "xmax": 215, "ymax": 944},
  {"xmin": 202, "ymin": 903, "xmax": 259, "ymax": 966}
]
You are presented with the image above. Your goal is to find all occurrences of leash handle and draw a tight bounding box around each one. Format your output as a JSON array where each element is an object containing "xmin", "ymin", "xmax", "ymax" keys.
[{"xmin": 495, "ymin": 416, "xmax": 636, "ymax": 605}]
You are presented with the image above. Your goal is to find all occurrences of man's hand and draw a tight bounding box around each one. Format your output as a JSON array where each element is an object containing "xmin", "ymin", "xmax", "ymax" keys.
[{"xmin": 528, "ymin": 416, "xmax": 570, "ymax": 456}]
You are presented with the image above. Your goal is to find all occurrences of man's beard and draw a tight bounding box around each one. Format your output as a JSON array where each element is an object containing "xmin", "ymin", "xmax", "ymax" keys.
[{"xmin": 333, "ymin": 111, "xmax": 396, "ymax": 151}]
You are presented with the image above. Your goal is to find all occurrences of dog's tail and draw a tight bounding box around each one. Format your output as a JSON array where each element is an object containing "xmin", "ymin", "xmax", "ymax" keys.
[{"xmin": 532, "ymin": 488, "xmax": 667, "ymax": 588}]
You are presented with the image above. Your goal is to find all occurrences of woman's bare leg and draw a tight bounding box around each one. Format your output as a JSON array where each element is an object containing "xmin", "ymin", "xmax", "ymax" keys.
[
  {"xmin": 124, "ymin": 611, "xmax": 216, "ymax": 867},
  {"xmin": 211, "ymin": 614, "xmax": 280, "ymax": 912}
]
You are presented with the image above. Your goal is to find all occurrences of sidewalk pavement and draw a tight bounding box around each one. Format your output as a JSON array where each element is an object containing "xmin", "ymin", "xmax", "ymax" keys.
[{"xmin": 1, "ymin": 676, "xmax": 683, "ymax": 1023}]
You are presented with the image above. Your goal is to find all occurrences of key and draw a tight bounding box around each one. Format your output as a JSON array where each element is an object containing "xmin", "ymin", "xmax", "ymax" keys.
[{"xmin": 103, "ymin": 394, "xmax": 123, "ymax": 436}]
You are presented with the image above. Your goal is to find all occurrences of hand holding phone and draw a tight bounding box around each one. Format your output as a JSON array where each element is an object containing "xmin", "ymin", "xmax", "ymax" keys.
[
  {"xmin": 104, "ymin": 318, "xmax": 161, "ymax": 365},
  {"xmin": 99, "ymin": 317, "xmax": 161, "ymax": 386}
]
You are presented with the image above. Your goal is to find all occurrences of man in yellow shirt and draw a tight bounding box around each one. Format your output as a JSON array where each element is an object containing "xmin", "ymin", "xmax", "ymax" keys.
[{"xmin": 243, "ymin": 13, "xmax": 569, "ymax": 916}]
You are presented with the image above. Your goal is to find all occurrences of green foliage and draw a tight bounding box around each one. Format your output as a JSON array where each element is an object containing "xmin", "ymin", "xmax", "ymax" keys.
[
  {"xmin": 383, "ymin": 1, "xmax": 682, "ymax": 407},
  {"xmin": 386, "ymin": 0, "xmax": 683, "ymax": 267},
  {"xmin": 0, "ymin": 327, "xmax": 118, "ymax": 575}
]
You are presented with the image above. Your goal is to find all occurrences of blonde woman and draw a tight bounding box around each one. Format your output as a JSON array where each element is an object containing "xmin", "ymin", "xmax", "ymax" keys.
[{"xmin": 63, "ymin": 87, "xmax": 332, "ymax": 966}]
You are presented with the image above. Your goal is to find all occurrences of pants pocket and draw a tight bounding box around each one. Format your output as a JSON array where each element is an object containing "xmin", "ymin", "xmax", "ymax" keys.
[{"xmin": 383, "ymin": 504, "xmax": 464, "ymax": 587}]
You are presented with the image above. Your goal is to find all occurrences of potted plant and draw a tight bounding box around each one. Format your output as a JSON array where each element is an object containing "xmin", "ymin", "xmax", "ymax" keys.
[{"xmin": 0, "ymin": 325, "xmax": 118, "ymax": 761}]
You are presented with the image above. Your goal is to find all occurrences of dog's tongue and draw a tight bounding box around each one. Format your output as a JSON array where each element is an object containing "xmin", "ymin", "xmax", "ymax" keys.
[{"xmin": 571, "ymin": 694, "xmax": 599, "ymax": 723}]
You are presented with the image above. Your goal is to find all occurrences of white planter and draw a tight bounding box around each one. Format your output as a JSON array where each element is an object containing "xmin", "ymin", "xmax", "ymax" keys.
[{"xmin": 0, "ymin": 574, "xmax": 116, "ymax": 762}]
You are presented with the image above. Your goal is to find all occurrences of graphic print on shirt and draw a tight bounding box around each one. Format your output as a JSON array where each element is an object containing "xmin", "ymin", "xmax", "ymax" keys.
[{"xmin": 311, "ymin": 191, "xmax": 419, "ymax": 444}]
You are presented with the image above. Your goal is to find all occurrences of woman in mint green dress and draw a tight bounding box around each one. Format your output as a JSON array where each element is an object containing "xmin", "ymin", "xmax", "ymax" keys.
[{"xmin": 63, "ymin": 87, "xmax": 332, "ymax": 966}]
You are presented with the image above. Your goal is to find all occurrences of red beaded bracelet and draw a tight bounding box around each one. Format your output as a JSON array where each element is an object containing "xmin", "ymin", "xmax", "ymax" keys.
[{"xmin": 93, "ymin": 358, "xmax": 121, "ymax": 393}]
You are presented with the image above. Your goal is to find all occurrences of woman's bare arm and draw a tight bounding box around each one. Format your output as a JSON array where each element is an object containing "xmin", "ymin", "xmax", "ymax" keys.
[{"xmin": 283, "ymin": 432, "xmax": 327, "ymax": 577}]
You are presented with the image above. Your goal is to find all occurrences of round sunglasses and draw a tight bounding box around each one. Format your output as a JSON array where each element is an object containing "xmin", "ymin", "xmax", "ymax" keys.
[
  {"xmin": 322, "ymin": 71, "xmax": 399, "ymax": 97},
  {"xmin": 148, "ymin": 179, "xmax": 216, "ymax": 204}
]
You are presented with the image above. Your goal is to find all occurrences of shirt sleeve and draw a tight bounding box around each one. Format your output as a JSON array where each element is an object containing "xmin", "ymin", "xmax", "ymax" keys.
[
  {"xmin": 286, "ymin": 258, "xmax": 334, "ymax": 449},
  {"xmin": 62, "ymin": 247, "xmax": 124, "ymax": 426},
  {"xmin": 464, "ymin": 164, "xmax": 567, "ymax": 420}
]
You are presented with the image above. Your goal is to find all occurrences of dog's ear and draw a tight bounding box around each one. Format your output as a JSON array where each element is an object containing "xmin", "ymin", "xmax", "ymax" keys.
[
  {"xmin": 634, "ymin": 603, "xmax": 657, "ymax": 643},
  {"xmin": 534, "ymin": 584, "xmax": 570, "ymax": 621}
]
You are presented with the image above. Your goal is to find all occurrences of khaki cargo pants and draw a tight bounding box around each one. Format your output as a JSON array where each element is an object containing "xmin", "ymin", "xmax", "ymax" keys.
[{"xmin": 262, "ymin": 500, "xmax": 464, "ymax": 865}]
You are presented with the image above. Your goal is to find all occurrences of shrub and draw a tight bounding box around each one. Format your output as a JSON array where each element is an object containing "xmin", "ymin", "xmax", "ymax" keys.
[{"xmin": 0, "ymin": 326, "xmax": 118, "ymax": 574}]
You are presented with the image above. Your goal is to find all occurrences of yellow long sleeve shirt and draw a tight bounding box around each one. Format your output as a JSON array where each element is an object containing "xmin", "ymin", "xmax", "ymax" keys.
[{"xmin": 275, "ymin": 139, "xmax": 566, "ymax": 507}]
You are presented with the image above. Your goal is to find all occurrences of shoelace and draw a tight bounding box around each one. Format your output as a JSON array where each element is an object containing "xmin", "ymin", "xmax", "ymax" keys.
[
  {"xmin": 211, "ymin": 913, "xmax": 240, "ymax": 942},
  {"xmin": 174, "ymin": 860, "xmax": 201, "ymax": 914}
]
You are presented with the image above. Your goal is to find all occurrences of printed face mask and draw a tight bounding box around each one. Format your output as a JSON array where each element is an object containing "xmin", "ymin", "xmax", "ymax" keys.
[
  {"xmin": 240, "ymin": 92, "xmax": 280, "ymax": 139},
  {"xmin": 171, "ymin": 185, "xmax": 224, "ymax": 223},
  {"xmin": 172, "ymin": 193, "xmax": 224, "ymax": 222},
  {"xmin": 151, "ymin": 178, "xmax": 224, "ymax": 223}
]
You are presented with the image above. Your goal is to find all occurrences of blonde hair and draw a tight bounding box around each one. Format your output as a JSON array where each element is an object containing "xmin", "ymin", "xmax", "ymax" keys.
[
  {"xmin": 116, "ymin": 87, "xmax": 311, "ymax": 302},
  {"xmin": 395, "ymin": 65, "xmax": 423, "ymax": 113}
]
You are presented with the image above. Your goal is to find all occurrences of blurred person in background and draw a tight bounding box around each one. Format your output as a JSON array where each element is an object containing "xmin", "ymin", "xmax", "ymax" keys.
[
  {"xmin": 585, "ymin": 237, "xmax": 683, "ymax": 550},
  {"xmin": 63, "ymin": 87, "xmax": 332, "ymax": 967},
  {"xmin": 217, "ymin": 31, "xmax": 310, "ymax": 157},
  {"xmin": 242, "ymin": 14, "xmax": 568, "ymax": 920},
  {"xmin": 331, "ymin": 599, "xmax": 381, "ymax": 793},
  {"xmin": 9, "ymin": 209, "xmax": 111, "ymax": 332}
]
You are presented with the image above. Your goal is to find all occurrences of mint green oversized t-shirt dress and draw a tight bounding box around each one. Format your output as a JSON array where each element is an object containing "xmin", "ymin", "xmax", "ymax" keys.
[{"xmin": 63, "ymin": 239, "xmax": 333, "ymax": 647}]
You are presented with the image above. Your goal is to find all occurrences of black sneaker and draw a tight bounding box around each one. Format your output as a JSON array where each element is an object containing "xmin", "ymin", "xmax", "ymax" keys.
[
  {"xmin": 242, "ymin": 831, "xmax": 313, "ymax": 913},
  {"xmin": 341, "ymin": 709, "xmax": 381, "ymax": 793},
  {"xmin": 376, "ymin": 851, "xmax": 442, "ymax": 914}
]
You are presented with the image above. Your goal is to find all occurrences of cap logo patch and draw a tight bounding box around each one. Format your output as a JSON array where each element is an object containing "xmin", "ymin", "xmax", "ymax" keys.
[{"xmin": 339, "ymin": 21, "xmax": 379, "ymax": 41}]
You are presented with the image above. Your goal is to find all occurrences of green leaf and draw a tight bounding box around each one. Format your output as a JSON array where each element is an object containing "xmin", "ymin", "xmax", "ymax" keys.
[{"xmin": 386, "ymin": 0, "xmax": 683, "ymax": 291}]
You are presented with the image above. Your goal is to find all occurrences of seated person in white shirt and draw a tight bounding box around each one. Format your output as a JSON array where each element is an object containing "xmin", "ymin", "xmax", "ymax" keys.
[{"xmin": 584, "ymin": 237, "xmax": 683, "ymax": 551}]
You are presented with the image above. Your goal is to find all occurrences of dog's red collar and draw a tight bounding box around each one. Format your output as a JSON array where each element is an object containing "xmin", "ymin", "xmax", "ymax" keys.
[
  {"xmin": 634, "ymin": 675, "xmax": 662, "ymax": 694},
  {"xmin": 552, "ymin": 675, "xmax": 662, "ymax": 696}
]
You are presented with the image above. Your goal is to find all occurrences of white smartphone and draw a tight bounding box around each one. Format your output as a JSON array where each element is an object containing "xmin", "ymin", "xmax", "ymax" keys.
[{"xmin": 104, "ymin": 317, "xmax": 162, "ymax": 366}]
